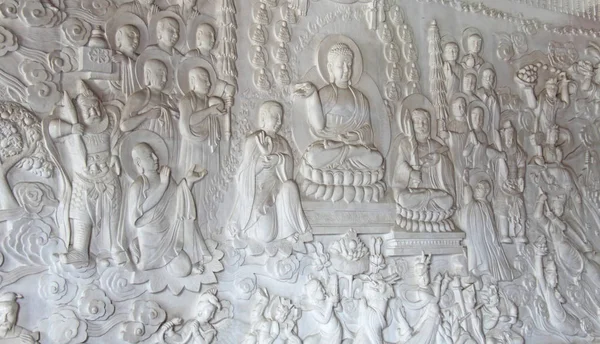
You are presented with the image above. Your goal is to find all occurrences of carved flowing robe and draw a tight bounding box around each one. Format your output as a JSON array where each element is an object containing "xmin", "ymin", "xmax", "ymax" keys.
[
  {"xmin": 392, "ymin": 136, "xmax": 455, "ymax": 211},
  {"xmin": 304, "ymin": 84, "xmax": 380, "ymax": 169},
  {"xmin": 353, "ymin": 298, "xmax": 386, "ymax": 344},
  {"xmin": 535, "ymin": 92, "xmax": 567, "ymax": 137},
  {"xmin": 129, "ymin": 175, "xmax": 208, "ymax": 271},
  {"xmin": 229, "ymin": 130, "xmax": 310, "ymax": 243},
  {"xmin": 459, "ymin": 194, "xmax": 514, "ymax": 281},
  {"xmin": 397, "ymin": 285, "xmax": 443, "ymax": 344}
]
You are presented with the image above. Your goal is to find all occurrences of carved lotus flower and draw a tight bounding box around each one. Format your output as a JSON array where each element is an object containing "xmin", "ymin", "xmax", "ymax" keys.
[
  {"xmin": 41, "ymin": 309, "xmax": 88, "ymax": 344},
  {"xmin": 78, "ymin": 286, "xmax": 115, "ymax": 321},
  {"xmin": 0, "ymin": 26, "xmax": 17, "ymax": 57},
  {"xmin": 61, "ymin": 18, "xmax": 92, "ymax": 46},
  {"xmin": 39, "ymin": 273, "xmax": 76, "ymax": 304},
  {"xmin": 267, "ymin": 255, "xmax": 300, "ymax": 281},
  {"xmin": 329, "ymin": 230, "xmax": 370, "ymax": 275}
]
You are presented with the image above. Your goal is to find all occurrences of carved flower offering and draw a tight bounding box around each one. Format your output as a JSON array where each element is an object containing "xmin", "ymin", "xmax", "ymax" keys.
[
  {"xmin": 267, "ymin": 255, "xmax": 300, "ymax": 281},
  {"xmin": 235, "ymin": 274, "xmax": 257, "ymax": 300},
  {"xmin": 516, "ymin": 64, "xmax": 538, "ymax": 85},
  {"xmin": 78, "ymin": 286, "xmax": 115, "ymax": 321},
  {"xmin": 329, "ymin": 230, "xmax": 369, "ymax": 275},
  {"xmin": 41, "ymin": 310, "xmax": 88, "ymax": 344},
  {"xmin": 0, "ymin": 26, "xmax": 17, "ymax": 56}
]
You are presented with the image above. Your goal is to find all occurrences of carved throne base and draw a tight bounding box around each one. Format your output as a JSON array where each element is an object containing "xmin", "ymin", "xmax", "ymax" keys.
[
  {"xmin": 303, "ymin": 201, "xmax": 395, "ymax": 235},
  {"xmin": 384, "ymin": 231, "xmax": 466, "ymax": 256}
]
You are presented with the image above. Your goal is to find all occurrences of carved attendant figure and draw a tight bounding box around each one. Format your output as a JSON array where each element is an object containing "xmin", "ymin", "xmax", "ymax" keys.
[
  {"xmin": 476, "ymin": 67, "xmax": 501, "ymax": 146},
  {"xmin": 439, "ymin": 95, "xmax": 469, "ymax": 205},
  {"xmin": 154, "ymin": 17, "xmax": 183, "ymax": 57},
  {"xmin": 187, "ymin": 24, "xmax": 217, "ymax": 64},
  {"xmin": 49, "ymin": 81, "xmax": 123, "ymax": 266},
  {"xmin": 127, "ymin": 141, "xmax": 209, "ymax": 276},
  {"xmin": 460, "ymin": 169, "xmax": 513, "ymax": 281},
  {"xmin": 112, "ymin": 24, "xmax": 141, "ymax": 98},
  {"xmin": 294, "ymin": 42, "xmax": 385, "ymax": 202},
  {"xmin": 301, "ymin": 277, "xmax": 342, "ymax": 344},
  {"xmin": 442, "ymin": 42, "xmax": 462, "ymax": 98},
  {"xmin": 121, "ymin": 59, "xmax": 179, "ymax": 164},
  {"xmin": 117, "ymin": 0, "xmax": 158, "ymax": 22},
  {"xmin": 461, "ymin": 32, "xmax": 484, "ymax": 70},
  {"xmin": 492, "ymin": 121, "xmax": 527, "ymax": 244},
  {"xmin": 161, "ymin": 289, "xmax": 222, "ymax": 343},
  {"xmin": 167, "ymin": 0, "xmax": 199, "ymax": 21},
  {"xmin": 392, "ymin": 106, "xmax": 456, "ymax": 232},
  {"xmin": 228, "ymin": 101, "xmax": 312, "ymax": 254},
  {"xmin": 0, "ymin": 293, "xmax": 39, "ymax": 344}
]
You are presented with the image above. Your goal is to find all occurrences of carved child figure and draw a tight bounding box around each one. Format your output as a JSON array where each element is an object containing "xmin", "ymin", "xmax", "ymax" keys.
[
  {"xmin": 0, "ymin": 293, "xmax": 39, "ymax": 344},
  {"xmin": 243, "ymin": 289, "xmax": 302, "ymax": 344},
  {"xmin": 159, "ymin": 288, "xmax": 223, "ymax": 344}
]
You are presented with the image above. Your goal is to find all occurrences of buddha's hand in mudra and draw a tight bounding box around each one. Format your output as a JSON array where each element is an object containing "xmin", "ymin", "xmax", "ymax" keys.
[
  {"xmin": 293, "ymin": 82, "xmax": 317, "ymax": 98},
  {"xmin": 420, "ymin": 152, "xmax": 441, "ymax": 168}
]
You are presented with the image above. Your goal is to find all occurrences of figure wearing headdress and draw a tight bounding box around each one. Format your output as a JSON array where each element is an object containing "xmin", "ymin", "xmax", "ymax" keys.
[
  {"xmin": 47, "ymin": 80, "xmax": 124, "ymax": 266},
  {"xmin": 0, "ymin": 293, "xmax": 40, "ymax": 343}
]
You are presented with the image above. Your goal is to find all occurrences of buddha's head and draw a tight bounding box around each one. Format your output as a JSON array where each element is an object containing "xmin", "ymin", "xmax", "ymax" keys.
[
  {"xmin": 195, "ymin": 290, "xmax": 220, "ymax": 324},
  {"xmin": 500, "ymin": 121, "xmax": 516, "ymax": 148},
  {"xmin": 327, "ymin": 43, "xmax": 353, "ymax": 87},
  {"xmin": 132, "ymin": 143, "xmax": 159, "ymax": 174},
  {"xmin": 467, "ymin": 33, "xmax": 482, "ymax": 54},
  {"xmin": 259, "ymin": 101, "xmax": 283, "ymax": 133},
  {"xmin": 195, "ymin": 23, "xmax": 215, "ymax": 54},
  {"xmin": 0, "ymin": 293, "xmax": 19, "ymax": 337},
  {"xmin": 451, "ymin": 97, "xmax": 467, "ymax": 119},
  {"xmin": 481, "ymin": 68, "xmax": 496, "ymax": 89},
  {"xmin": 116, "ymin": 24, "xmax": 140, "ymax": 55},
  {"xmin": 144, "ymin": 59, "xmax": 168, "ymax": 90},
  {"xmin": 463, "ymin": 73, "xmax": 477, "ymax": 93},
  {"xmin": 470, "ymin": 106, "xmax": 484, "ymax": 131},
  {"xmin": 75, "ymin": 81, "xmax": 105, "ymax": 127},
  {"xmin": 189, "ymin": 67, "xmax": 211, "ymax": 95},
  {"xmin": 411, "ymin": 108, "xmax": 431, "ymax": 139},
  {"xmin": 545, "ymin": 78, "xmax": 558, "ymax": 100},
  {"xmin": 156, "ymin": 17, "xmax": 179, "ymax": 50},
  {"xmin": 443, "ymin": 42, "xmax": 459, "ymax": 63}
]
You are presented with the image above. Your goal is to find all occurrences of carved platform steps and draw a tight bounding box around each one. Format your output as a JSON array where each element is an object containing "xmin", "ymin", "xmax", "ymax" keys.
[
  {"xmin": 303, "ymin": 201, "xmax": 396, "ymax": 235},
  {"xmin": 384, "ymin": 230, "xmax": 465, "ymax": 256}
]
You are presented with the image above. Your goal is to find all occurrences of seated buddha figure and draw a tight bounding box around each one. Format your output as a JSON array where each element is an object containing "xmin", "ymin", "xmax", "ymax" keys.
[
  {"xmin": 391, "ymin": 106, "xmax": 457, "ymax": 232},
  {"xmin": 293, "ymin": 43, "xmax": 385, "ymax": 203}
]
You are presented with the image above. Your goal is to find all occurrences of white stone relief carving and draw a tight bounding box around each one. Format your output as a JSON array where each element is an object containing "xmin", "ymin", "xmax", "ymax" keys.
[{"xmin": 1, "ymin": 0, "xmax": 600, "ymax": 342}]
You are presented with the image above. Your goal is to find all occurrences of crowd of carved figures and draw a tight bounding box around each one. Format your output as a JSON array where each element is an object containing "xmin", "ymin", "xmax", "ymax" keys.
[{"xmin": 0, "ymin": 0, "xmax": 599, "ymax": 343}]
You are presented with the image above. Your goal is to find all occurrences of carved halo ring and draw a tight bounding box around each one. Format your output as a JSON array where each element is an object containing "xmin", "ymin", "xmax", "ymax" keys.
[
  {"xmin": 462, "ymin": 27, "xmax": 483, "ymax": 53},
  {"xmin": 398, "ymin": 93, "xmax": 437, "ymax": 138},
  {"xmin": 106, "ymin": 12, "xmax": 149, "ymax": 54},
  {"xmin": 177, "ymin": 56, "xmax": 218, "ymax": 95},
  {"xmin": 467, "ymin": 99, "xmax": 490, "ymax": 133},
  {"xmin": 148, "ymin": 11, "xmax": 187, "ymax": 50},
  {"xmin": 186, "ymin": 15, "xmax": 218, "ymax": 52},
  {"xmin": 120, "ymin": 130, "xmax": 169, "ymax": 180},
  {"xmin": 135, "ymin": 49, "xmax": 176, "ymax": 93},
  {"xmin": 316, "ymin": 34, "xmax": 363, "ymax": 86}
]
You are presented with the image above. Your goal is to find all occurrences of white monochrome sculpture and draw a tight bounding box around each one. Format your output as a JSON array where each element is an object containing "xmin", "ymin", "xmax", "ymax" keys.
[{"xmin": 0, "ymin": 0, "xmax": 599, "ymax": 343}]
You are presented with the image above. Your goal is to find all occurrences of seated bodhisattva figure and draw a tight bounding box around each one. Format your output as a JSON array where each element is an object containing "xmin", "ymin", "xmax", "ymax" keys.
[
  {"xmin": 294, "ymin": 43, "xmax": 385, "ymax": 203},
  {"xmin": 392, "ymin": 96, "xmax": 456, "ymax": 232}
]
